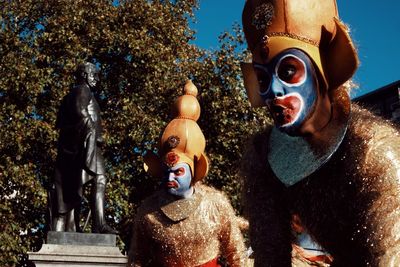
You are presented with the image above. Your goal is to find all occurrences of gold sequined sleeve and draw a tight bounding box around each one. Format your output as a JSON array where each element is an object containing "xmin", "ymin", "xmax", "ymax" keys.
[
  {"xmin": 127, "ymin": 208, "xmax": 150, "ymax": 267},
  {"xmin": 356, "ymin": 114, "xmax": 400, "ymax": 265},
  {"xmin": 218, "ymin": 192, "xmax": 248, "ymax": 267}
]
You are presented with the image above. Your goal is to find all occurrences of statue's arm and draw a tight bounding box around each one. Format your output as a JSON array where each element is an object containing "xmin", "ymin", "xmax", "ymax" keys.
[{"xmin": 72, "ymin": 86, "xmax": 95, "ymax": 130}]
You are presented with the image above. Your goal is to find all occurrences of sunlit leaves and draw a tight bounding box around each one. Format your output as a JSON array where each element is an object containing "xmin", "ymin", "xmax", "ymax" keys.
[{"xmin": 0, "ymin": 1, "xmax": 270, "ymax": 265}]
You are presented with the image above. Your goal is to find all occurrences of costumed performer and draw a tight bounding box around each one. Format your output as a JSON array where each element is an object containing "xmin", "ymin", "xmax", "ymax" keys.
[
  {"xmin": 240, "ymin": 0, "xmax": 400, "ymax": 266},
  {"xmin": 127, "ymin": 81, "xmax": 247, "ymax": 267}
]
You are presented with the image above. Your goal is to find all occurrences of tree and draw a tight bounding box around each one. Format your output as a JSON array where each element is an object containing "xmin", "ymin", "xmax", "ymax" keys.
[{"xmin": 0, "ymin": 0, "xmax": 270, "ymax": 265}]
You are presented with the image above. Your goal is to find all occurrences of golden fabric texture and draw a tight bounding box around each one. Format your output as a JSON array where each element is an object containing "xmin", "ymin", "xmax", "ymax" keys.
[
  {"xmin": 128, "ymin": 183, "xmax": 248, "ymax": 267},
  {"xmin": 241, "ymin": 103, "xmax": 400, "ymax": 266}
]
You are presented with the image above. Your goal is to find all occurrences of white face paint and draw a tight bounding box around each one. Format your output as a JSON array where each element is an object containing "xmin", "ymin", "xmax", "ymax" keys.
[{"xmin": 254, "ymin": 48, "xmax": 319, "ymax": 136}]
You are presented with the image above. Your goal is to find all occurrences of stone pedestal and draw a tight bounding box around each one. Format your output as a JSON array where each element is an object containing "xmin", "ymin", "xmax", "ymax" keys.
[{"xmin": 28, "ymin": 231, "xmax": 127, "ymax": 267}]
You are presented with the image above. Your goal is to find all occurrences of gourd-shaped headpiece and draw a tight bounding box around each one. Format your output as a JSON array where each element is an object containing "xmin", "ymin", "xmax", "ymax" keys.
[{"xmin": 144, "ymin": 81, "xmax": 209, "ymax": 183}]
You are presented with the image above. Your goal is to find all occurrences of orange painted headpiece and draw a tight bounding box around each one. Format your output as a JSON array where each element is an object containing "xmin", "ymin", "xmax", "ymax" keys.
[
  {"xmin": 144, "ymin": 81, "xmax": 209, "ymax": 183},
  {"xmin": 241, "ymin": 0, "xmax": 359, "ymax": 107}
]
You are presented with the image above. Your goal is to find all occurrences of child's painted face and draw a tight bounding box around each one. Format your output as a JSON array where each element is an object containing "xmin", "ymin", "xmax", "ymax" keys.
[
  {"xmin": 253, "ymin": 48, "xmax": 319, "ymax": 135},
  {"xmin": 163, "ymin": 162, "xmax": 193, "ymax": 199}
]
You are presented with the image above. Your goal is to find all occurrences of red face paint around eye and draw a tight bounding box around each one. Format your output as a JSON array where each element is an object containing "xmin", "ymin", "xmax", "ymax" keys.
[
  {"xmin": 277, "ymin": 56, "xmax": 306, "ymax": 85},
  {"xmin": 174, "ymin": 167, "xmax": 185, "ymax": 176}
]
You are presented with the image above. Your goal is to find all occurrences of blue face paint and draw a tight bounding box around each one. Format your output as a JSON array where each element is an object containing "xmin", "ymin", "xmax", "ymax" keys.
[
  {"xmin": 253, "ymin": 49, "xmax": 319, "ymax": 135},
  {"xmin": 163, "ymin": 162, "xmax": 193, "ymax": 199}
]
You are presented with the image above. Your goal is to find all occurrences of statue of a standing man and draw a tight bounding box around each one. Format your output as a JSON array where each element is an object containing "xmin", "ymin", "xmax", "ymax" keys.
[{"xmin": 51, "ymin": 62, "xmax": 117, "ymax": 234}]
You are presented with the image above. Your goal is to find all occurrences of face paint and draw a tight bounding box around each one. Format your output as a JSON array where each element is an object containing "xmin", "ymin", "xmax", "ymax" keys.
[
  {"xmin": 253, "ymin": 49, "xmax": 319, "ymax": 135},
  {"xmin": 163, "ymin": 162, "xmax": 193, "ymax": 199}
]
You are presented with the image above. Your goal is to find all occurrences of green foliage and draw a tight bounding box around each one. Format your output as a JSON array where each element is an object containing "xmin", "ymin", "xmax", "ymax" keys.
[{"xmin": 0, "ymin": 0, "xmax": 270, "ymax": 265}]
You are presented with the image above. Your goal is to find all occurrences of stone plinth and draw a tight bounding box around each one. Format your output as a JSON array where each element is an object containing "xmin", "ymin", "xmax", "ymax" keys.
[{"xmin": 28, "ymin": 231, "xmax": 127, "ymax": 267}]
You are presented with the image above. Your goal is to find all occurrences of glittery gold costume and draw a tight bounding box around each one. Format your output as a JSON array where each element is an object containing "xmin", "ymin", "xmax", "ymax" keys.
[
  {"xmin": 240, "ymin": 0, "xmax": 400, "ymax": 266},
  {"xmin": 242, "ymin": 100, "xmax": 400, "ymax": 266},
  {"xmin": 128, "ymin": 81, "xmax": 247, "ymax": 267},
  {"xmin": 130, "ymin": 183, "xmax": 246, "ymax": 266}
]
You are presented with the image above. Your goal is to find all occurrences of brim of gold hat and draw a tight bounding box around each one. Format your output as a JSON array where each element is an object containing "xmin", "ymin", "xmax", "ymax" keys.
[{"xmin": 266, "ymin": 35, "xmax": 328, "ymax": 89}]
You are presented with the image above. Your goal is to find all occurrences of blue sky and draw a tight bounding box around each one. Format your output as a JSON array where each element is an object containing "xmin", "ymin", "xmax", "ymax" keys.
[{"xmin": 191, "ymin": 0, "xmax": 400, "ymax": 98}]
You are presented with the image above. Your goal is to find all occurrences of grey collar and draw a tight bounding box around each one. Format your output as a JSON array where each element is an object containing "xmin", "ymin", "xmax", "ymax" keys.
[
  {"xmin": 159, "ymin": 188, "xmax": 203, "ymax": 222},
  {"xmin": 268, "ymin": 122, "xmax": 347, "ymax": 187},
  {"xmin": 267, "ymin": 92, "xmax": 350, "ymax": 187}
]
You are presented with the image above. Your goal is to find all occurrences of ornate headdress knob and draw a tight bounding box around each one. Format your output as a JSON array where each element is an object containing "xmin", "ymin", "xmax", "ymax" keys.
[{"xmin": 171, "ymin": 80, "xmax": 201, "ymax": 121}]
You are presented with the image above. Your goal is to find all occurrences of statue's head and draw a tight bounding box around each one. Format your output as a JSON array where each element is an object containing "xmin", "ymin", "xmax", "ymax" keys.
[
  {"xmin": 144, "ymin": 81, "xmax": 209, "ymax": 199},
  {"xmin": 76, "ymin": 62, "xmax": 99, "ymax": 88},
  {"xmin": 241, "ymin": 0, "xmax": 358, "ymax": 136}
]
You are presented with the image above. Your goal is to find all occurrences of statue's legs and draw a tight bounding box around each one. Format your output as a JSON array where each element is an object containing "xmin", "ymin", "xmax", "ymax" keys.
[
  {"xmin": 53, "ymin": 215, "xmax": 65, "ymax": 231},
  {"xmin": 74, "ymin": 204, "xmax": 82, "ymax": 232},
  {"xmin": 53, "ymin": 209, "xmax": 76, "ymax": 232},
  {"xmin": 65, "ymin": 209, "xmax": 76, "ymax": 231},
  {"xmin": 91, "ymin": 175, "xmax": 118, "ymax": 234}
]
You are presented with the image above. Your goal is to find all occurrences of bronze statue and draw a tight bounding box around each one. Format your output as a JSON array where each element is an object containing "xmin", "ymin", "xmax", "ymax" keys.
[{"xmin": 50, "ymin": 62, "xmax": 117, "ymax": 234}]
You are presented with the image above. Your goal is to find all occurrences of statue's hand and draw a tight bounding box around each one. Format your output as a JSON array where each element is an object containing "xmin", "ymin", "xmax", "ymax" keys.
[{"xmin": 97, "ymin": 135, "xmax": 104, "ymax": 144}]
